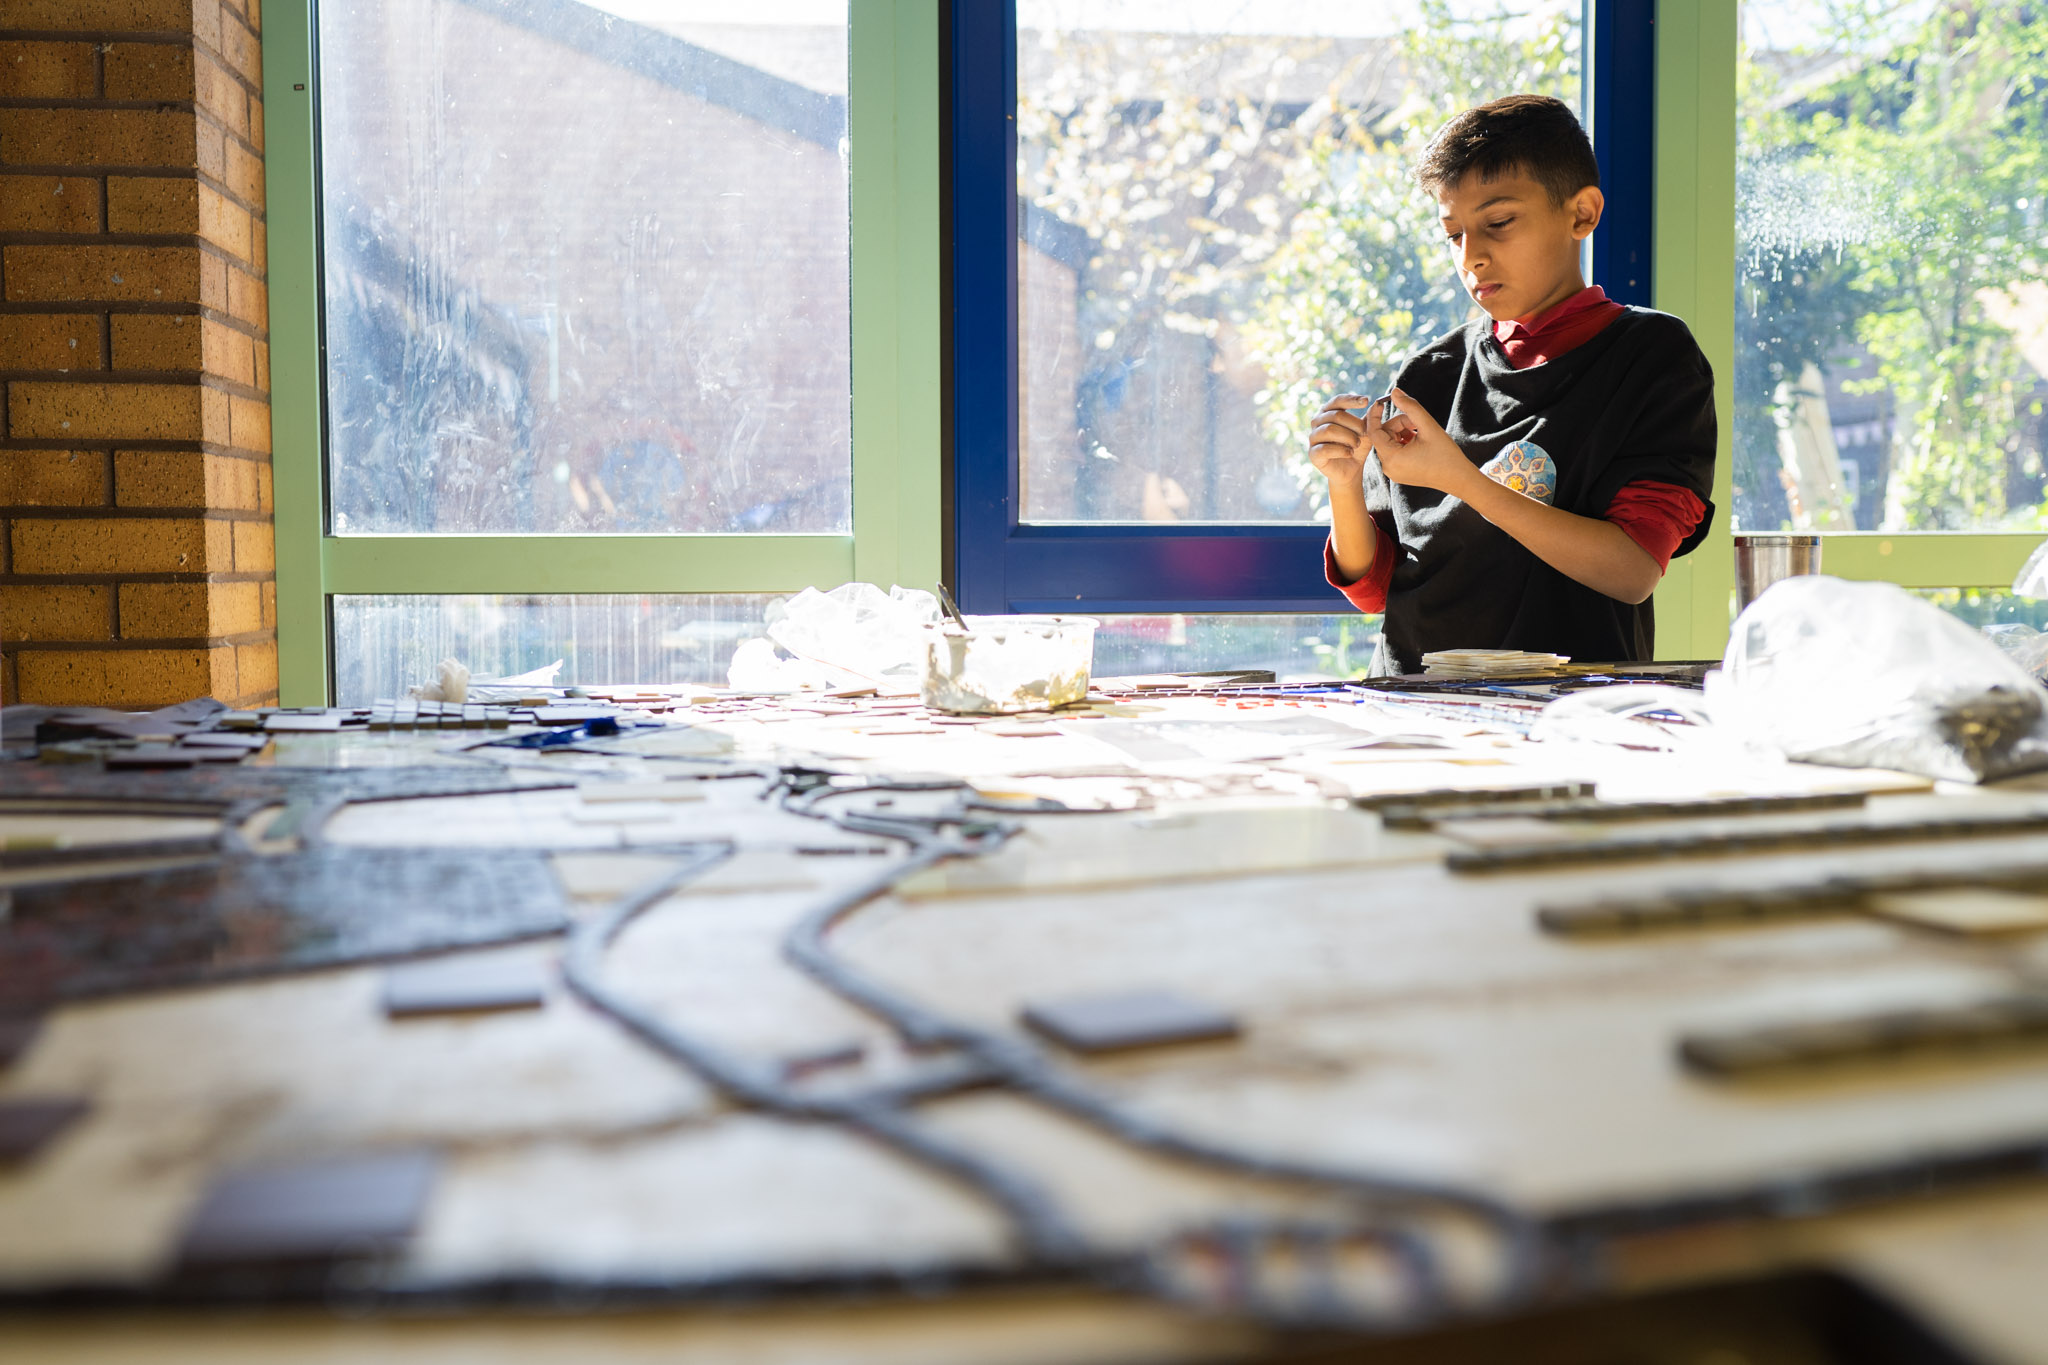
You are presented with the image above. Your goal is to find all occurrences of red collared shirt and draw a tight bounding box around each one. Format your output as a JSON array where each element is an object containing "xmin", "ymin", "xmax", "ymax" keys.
[{"xmin": 1327, "ymin": 285, "xmax": 1706, "ymax": 613}]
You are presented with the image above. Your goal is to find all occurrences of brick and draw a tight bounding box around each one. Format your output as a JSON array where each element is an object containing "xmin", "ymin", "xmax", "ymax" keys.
[
  {"xmin": 9, "ymin": 381, "xmax": 204, "ymax": 442},
  {"xmin": 114, "ymin": 449, "xmax": 258, "ymax": 508},
  {"xmin": 200, "ymin": 318, "xmax": 254, "ymax": 385},
  {"xmin": 234, "ymin": 639, "xmax": 276, "ymax": 699},
  {"xmin": 3, "ymin": 2, "xmax": 200, "ymax": 31},
  {"xmin": 195, "ymin": 117, "xmax": 225, "ymax": 182},
  {"xmin": 4, "ymin": 245, "xmax": 203, "ymax": 304},
  {"xmin": 208, "ymin": 452, "xmax": 261, "ymax": 508},
  {"xmin": 107, "ymin": 176, "xmax": 199, "ymax": 234},
  {"xmin": 225, "ymin": 263, "xmax": 265, "ymax": 328},
  {"xmin": 0, "ymin": 175, "xmax": 99, "ymax": 234},
  {"xmin": 198, "ymin": 182, "xmax": 252, "ymax": 259},
  {"xmin": 3, "ymin": 586, "xmax": 111, "ymax": 643},
  {"xmin": 201, "ymin": 383, "xmax": 228, "ymax": 440},
  {"xmin": 252, "ymin": 337, "xmax": 269, "ymax": 391},
  {"xmin": 0, "ymin": 109, "xmax": 196, "ymax": 169},
  {"xmin": 0, "ymin": 450, "xmax": 106, "ymax": 507},
  {"xmin": 117, "ymin": 581, "xmax": 205, "ymax": 636},
  {"xmin": 0, "ymin": 315, "xmax": 102, "ymax": 371},
  {"xmin": 114, "ymin": 448, "xmax": 203, "ymax": 505},
  {"xmin": 222, "ymin": 136, "xmax": 262, "ymax": 210},
  {"xmin": 251, "ymin": 217, "xmax": 266, "ymax": 273},
  {"xmin": 192, "ymin": 51, "xmax": 247, "ymax": 140},
  {"xmin": 247, "ymin": 95, "xmax": 263, "ymax": 154},
  {"xmin": 216, "ymin": 10, "xmax": 262, "ymax": 86},
  {"xmin": 231, "ymin": 517, "xmax": 271, "ymax": 571},
  {"xmin": 200, "ymin": 250, "xmax": 227, "ymax": 311},
  {"xmin": 120, "ymin": 580, "xmax": 262, "ymax": 637},
  {"xmin": 3, "ymin": 653, "xmax": 16, "ymax": 707},
  {"xmin": 0, "ymin": 43, "xmax": 97, "ymax": 99},
  {"xmin": 260, "ymin": 578, "xmax": 274, "ymax": 629},
  {"xmin": 11, "ymin": 515, "xmax": 224, "ymax": 575},
  {"xmin": 191, "ymin": 0, "xmax": 223, "ymax": 53},
  {"xmin": 104, "ymin": 43, "xmax": 194, "ymax": 102},
  {"xmin": 227, "ymin": 393, "xmax": 268, "ymax": 452},
  {"xmin": 255, "ymin": 458, "xmax": 271, "ymax": 512},
  {"xmin": 15, "ymin": 646, "xmax": 236, "ymax": 710},
  {"xmin": 111, "ymin": 313, "xmax": 202, "ymax": 371}
]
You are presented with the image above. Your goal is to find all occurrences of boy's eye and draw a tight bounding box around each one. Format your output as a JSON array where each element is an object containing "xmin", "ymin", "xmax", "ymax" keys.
[{"xmin": 1487, "ymin": 218, "xmax": 1514, "ymax": 231}]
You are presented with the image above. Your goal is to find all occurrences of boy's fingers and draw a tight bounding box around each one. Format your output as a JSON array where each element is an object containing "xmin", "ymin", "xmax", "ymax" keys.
[
  {"xmin": 1311, "ymin": 410, "xmax": 1364, "ymax": 438},
  {"xmin": 1388, "ymin": 388, "xmax": 1431, "ymax": 424}
]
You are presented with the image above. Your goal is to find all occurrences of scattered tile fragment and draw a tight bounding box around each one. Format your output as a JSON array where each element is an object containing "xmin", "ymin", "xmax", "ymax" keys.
[
  {"xmin": 1022, "ymin": 989, "xmax": 1240, "ymax": 1054},
  {"xmin": 0, "ymin": 1016, "xmax": 42, "ymax": 1069},
  {"xmin": 0, "ymin": 1097, "xmax": 89, "ymax": 1164},
  {"xmin": 382, "ymin": 956, "xmax": 549, "ymax": 1017},
  {"xmin": 176, "ymin": 1149, "xmax": 441, "ymax": 1268},
  {"xmin": 577, "ymin": 782, "xmax": 707, "ymax": 804},
  {"xmin": 1865, "ymin": 888, "xmax": 2048, "ymax": 936}
]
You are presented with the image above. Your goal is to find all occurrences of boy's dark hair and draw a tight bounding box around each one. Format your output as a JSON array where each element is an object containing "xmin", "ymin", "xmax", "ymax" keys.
[{"xmin": 1415, "ymin": 94, "xmax": 1600, "ymax": 205}]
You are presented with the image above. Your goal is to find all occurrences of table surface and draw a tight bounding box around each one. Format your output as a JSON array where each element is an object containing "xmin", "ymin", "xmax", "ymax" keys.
[{"xmin": 6, "ymin": 678, "xmax": 2048, "ymax": 1364}]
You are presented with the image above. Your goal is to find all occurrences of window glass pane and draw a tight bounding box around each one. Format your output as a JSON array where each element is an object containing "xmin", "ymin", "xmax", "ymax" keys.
[
  {"xmin": 1094, "ymin": 614, "xmax": 1376, "ymax": 679},
  {"xmin": 1016, "ymin": 1, "xmax": 1581, "ymax": 524},
  {"xmin": 1736, "ymin": 2, "xmax": 2048, "ymax": 532},
  {"xmin": 334, "ymin": 600, "xmax": 1374, "ymax": 702},
  {"xmin": 332, "ymin": 594, "xmax": 779, "ymax": 703},
  {"xmin": 317, "ymin": 1, "xmax": 850, "ymax": 535},
  {"xmin": 1914, "ymin": 588, "xmax": 2048, "ymax": 633}
]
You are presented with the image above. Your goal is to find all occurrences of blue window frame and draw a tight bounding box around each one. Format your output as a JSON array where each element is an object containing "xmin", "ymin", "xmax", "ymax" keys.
[{"xmin": 948, "ymin": 0, "xmax": 1656, "ymax": 614}]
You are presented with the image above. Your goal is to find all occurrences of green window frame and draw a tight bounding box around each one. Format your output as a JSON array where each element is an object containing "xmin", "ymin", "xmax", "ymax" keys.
[
  {"xmin": 1650, "ymin": 0, "xmax": 1738, "ymax": 661},
  {"xmin": 261, "ymin": 0, "xmax": 943, "ymax": 705}
]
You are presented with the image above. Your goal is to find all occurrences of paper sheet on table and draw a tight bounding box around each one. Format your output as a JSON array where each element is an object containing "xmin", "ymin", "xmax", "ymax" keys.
[{"xmin": 1056, "ymin": 712, "xmax": 1450, "ymax": 765}]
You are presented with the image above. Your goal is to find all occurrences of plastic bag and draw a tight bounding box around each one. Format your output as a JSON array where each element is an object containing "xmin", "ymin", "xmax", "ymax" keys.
[
  {"xmin": 1705, "ymin": 575, "xmax": 2048, "ymax": 783},
  {"xmin": 407, "ymin": 658, "xmax": 470, "ymax": 704},
  {"xmin": 728, "ymin": 584, "xmax": 943, "ymax": 692},
  {"xmin": 1984, "ymin": 624, "xmax": 2048, "ymax": 682},
  {"xmin": 1527, "ymin": 684, "xmax": 1718, "ymax": 751}
]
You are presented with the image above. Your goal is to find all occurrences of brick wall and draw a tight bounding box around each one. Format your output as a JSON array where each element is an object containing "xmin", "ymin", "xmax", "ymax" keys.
[{"xmin": 0, "ymin": 0, "xmax": 275, "ymax": 709}]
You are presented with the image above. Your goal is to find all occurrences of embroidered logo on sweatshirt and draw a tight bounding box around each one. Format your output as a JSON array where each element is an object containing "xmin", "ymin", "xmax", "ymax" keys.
[{"xmin": 1481, "ymin": 440, "xmax": 1557, "ymax": 504}]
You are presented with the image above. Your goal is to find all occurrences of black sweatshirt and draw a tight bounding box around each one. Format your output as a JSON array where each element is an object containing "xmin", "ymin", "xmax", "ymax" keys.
[{"xmin": 1362, "ymin": 306, "xmax": 1717, "ymax": 675}]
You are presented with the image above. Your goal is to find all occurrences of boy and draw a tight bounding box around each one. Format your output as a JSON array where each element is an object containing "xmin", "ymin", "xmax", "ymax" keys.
[{"xmin": 1309, "ymin": 94, "xmax": 1715, "ymax": 675}]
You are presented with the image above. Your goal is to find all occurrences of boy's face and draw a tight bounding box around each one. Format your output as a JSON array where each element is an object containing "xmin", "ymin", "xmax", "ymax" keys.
[{"xmin": 1435, "ymin": 168, "xmax": 1603, "ymax": 323}]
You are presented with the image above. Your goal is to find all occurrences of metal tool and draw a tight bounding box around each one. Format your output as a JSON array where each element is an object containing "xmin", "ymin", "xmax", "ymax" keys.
[{"xmin": 934, "ymin": 580, "xmax": 970, "ymax": 631}]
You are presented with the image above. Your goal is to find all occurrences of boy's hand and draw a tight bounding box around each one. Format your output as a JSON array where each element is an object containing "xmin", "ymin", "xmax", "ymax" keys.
[
  {"xmin": 1308, "ymin": 394, "xmax": 1410, "ymax": 491},
  {"xmin": 1371, "ymin": 388, "xmax": 1477, "ymax": 497}
]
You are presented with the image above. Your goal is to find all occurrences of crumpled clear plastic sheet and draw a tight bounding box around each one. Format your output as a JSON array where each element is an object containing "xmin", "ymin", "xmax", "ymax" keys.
[
  {"xmin": 728, "ymin": 584, "xmax": 942, "ymax": 692},
  {"xmin": 1705, "ymin": 575, "xmax": 2048, "ymax": 784},
  {"xmin": 1984, "ymin": 624, "xmax": 2048, "ymax": 681},
  {"xmin": 1527, "ymin": 684, "xmax": 1719, "ymax": 751}
]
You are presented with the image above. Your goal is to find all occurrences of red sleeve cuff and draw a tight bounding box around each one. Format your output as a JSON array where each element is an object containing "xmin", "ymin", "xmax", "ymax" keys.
[
  {"xmin": 1325, "ymin": 518, "xmax": 1395, "ymax": 614},
  {"xmin": 1605, "ymin": 480, "xmax": 1707, "ymax": 572}
]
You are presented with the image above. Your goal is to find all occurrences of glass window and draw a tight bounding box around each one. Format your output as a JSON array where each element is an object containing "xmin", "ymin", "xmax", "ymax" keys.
[
  {"xmin": 316, "ymin": 0, "xmax": 851, "ymax": 536},
  {"xmin": 1015, "ymin": 0, "xmax": 1581, "ymax": 525},
  {"xmin": 1915, "ymin": 588, "xmax": 2048, "ymax": 633},
  {"xmin": 1094, "ymin": 613, "xmax": 1378, "ymax": 679},
  {"xmin": 1735, "ymin": 1, "xmax": 2048, "ymax": 533},
  {"xmin": 331, "ymin": 594, "xmax": 781, "ymax": 703},
  {"xmin": 333, "ymin": 600, "xmax": 1371, "ymax": 702}
]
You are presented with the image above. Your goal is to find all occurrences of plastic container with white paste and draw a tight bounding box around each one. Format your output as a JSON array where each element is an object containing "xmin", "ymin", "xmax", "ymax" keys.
[{"xmin": 920, "ymin": 616, "xmax": 1099, "ymax": 714}]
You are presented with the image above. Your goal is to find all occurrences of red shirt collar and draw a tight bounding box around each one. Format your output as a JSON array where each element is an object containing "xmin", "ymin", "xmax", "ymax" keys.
[{"xmin": 1494, "ymin": 284, "xmax": 1611, "ymax": 344}]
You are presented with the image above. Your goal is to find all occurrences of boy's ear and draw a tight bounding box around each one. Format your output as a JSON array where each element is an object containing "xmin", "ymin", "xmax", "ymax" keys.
[{"xmin": 1569, "ymin": 186, "xmax": 1605, "ymax": 241}]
